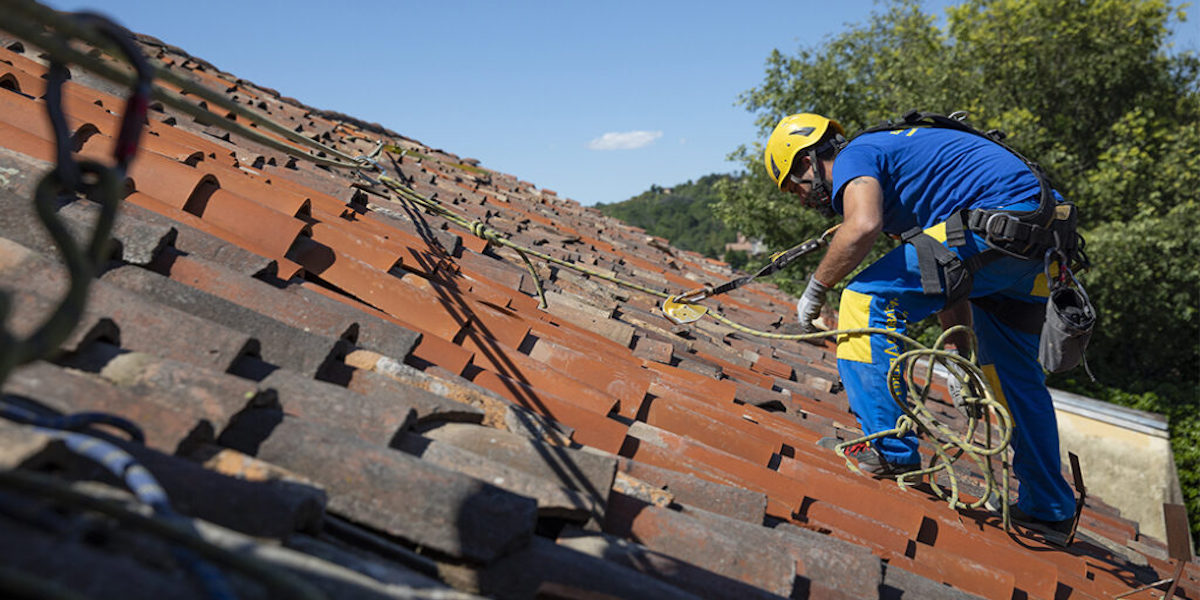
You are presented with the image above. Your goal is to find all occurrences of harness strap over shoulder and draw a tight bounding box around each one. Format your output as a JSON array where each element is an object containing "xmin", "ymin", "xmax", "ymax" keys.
[{"xmin": 858, "ymin": 110, "xmax": 1067, "ymax": 260}]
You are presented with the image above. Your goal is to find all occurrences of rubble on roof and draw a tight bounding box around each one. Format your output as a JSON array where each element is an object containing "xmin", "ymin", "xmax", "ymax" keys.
[{"xmin": 0, "ymin": 28, "xmax": 1196, "ymax": 600}]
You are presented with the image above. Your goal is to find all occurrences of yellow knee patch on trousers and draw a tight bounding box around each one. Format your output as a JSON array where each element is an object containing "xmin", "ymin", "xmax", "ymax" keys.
[
  {"xmin": 836, "ymin": 289, "xmax": 874, "ymax": 363},
  {"xmin": 980, "ymin": 363, "xmax": 1010, "ymax": 414}
]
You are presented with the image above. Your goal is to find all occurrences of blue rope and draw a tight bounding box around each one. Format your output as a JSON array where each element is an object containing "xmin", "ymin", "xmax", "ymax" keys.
[
  {"xmin": 0, "ymin": 410, "xmax": 238, "ymax": 600},
  {"xmin": 0, "ymin": 403, "xmax": 145, "ymax": 443},
  {"xmin": 43, "ymin": 429, "xmax": 239, "ymax": 600}
]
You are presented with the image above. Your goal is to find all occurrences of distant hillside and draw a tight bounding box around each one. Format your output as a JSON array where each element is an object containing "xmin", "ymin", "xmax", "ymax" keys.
[{"xmin": 595, "ymin": 173, "xmax": 737, "ymax": 259}]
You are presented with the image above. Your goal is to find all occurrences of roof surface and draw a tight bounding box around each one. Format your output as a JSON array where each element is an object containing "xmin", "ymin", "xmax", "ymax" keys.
[{"xmin": 0, "ymin": 28, "xmax": 1196, "ymax": 600}]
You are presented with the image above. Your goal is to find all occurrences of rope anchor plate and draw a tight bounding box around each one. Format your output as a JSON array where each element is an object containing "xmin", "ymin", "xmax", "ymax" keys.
[{"xmin": 662, "ymin": 295, "xmax": 708, "ymax": 324}]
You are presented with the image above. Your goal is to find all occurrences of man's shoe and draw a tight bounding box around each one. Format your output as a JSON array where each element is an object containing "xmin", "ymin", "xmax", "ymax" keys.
[
  {"xmin": 817, "ymin": 437, "xmax": 922, "ymax": 479},
  {"xmin": 1009, "ymin": 505, "xmax": 1075, "ymax": 546}
]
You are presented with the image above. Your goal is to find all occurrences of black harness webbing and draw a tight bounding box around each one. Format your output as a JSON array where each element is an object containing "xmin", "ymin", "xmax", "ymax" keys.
[
  {"xmin": 857, "ymin": 110, "xmax": 1059, "ymax": 237},
  {"xmin": 856, "ymin": 110, "xmax": 1075, "ymax": 302}
]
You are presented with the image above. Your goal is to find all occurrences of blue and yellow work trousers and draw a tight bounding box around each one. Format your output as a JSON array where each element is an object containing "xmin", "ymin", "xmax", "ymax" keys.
[{"xmin": 835, "ymin": 204, "xmax": 1076, "ymax": 522}]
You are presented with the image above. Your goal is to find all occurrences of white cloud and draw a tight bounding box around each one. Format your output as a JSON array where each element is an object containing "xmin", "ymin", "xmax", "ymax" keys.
[{"xmin": 587, "ymin": 130, "xmax": 663, "ymax": 151}]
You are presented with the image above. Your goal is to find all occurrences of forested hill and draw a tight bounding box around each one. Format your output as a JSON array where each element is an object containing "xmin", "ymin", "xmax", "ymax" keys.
[{"xmin": 595, "ymin": 173, "xmax": 737, "ymax": 259}]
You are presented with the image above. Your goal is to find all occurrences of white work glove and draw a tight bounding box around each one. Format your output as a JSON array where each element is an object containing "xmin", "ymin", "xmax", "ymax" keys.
[{"xmin": 795, "ymin": 276, "xmax": 830, "ymax": 333}]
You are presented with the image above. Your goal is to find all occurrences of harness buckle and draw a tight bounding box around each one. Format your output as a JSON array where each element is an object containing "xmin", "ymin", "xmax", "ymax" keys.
[{"xmin": 984, "ymin": 212, "xmax": 1021, "ymax": 243}]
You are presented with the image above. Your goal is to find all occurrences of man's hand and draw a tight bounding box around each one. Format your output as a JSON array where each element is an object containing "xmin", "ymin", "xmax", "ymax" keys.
[{"xmin": 796, "ymin": 276, "xmax": 830, "ymax": 333}]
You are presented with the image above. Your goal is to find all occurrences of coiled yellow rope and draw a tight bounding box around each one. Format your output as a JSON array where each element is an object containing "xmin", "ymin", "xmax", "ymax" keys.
[
  {"xmin": 0, "ymin": 0, "xmax": 1014, "ymax": 522},
  {"xmin": 377, "ymin": 175, "xmax": 1014, "ymax": 515}
]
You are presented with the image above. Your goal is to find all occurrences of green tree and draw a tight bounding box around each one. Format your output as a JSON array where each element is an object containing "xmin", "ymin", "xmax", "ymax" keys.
[
  {"xmin": 596, "ymin": 174, "xmax": 738, "ymax": 258},
  {"xmin": 720, "ymin": 0, "xmax": 1200, "ymax": 541}
]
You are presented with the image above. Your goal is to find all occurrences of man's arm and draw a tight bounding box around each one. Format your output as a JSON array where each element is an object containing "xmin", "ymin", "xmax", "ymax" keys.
[{"xmin": 813, "ymin": 176, "xmax": 884, "ymax": 287}]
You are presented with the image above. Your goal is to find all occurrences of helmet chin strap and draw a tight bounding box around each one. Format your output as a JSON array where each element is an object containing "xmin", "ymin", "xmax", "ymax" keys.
[{"xmin": 800, "ymin": 148, "xmax": 835, "ymax": 217}]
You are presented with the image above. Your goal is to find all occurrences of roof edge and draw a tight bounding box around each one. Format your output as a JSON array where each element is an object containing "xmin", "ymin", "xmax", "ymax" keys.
[
  {"xmin": 1049, "ymin": 387, "xmax": 1170, "ymax": 438},
  {"xmin": 924, "ymin": 359, "xmax": 1170, "ymax": 438}
]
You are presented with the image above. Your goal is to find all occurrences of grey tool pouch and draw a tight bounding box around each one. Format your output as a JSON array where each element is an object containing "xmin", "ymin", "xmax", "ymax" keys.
[{"xmin": 1038, "ymin": 266, "xmax": 1096, "ymax": 373}]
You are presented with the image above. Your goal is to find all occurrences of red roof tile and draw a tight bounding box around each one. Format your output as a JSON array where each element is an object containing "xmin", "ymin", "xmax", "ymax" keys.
[{"xmin": 0, "ymin": 28, "xmax": 1190, "ymax": 600}]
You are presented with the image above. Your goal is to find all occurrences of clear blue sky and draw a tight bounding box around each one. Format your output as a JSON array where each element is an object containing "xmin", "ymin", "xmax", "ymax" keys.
[{"xmin": 40, "ymin": 1, "xmax": 1198, "ymax": 206}]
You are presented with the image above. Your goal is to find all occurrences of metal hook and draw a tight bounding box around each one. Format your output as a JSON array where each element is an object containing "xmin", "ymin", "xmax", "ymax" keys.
[
  {"xmin": 43, "ymin": 61, "xmax": 81, "ymax": 194},
  {"xmin": 352, "ymin": 155, "xmax": 387, "ymax": 186}
]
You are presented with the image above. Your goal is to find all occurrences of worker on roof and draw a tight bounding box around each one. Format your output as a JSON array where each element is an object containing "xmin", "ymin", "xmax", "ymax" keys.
[{"xmin": 763, "ymin": 112, "xmax": 1078, "ymax": 537}]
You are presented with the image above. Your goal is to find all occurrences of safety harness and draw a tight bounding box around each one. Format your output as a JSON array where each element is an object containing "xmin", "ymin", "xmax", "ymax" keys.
[
  {"xmin": 855, "ymin": 110, "xmax": 1094, "ymax": 373},
  {"xmin": 855, "ymin": 110, "xmax": 1086, "ymax": 303}
]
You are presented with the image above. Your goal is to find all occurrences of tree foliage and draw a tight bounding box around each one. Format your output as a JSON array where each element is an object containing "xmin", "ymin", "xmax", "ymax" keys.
[
  {"xmin": 595, "ymin": 174, "xmax": 737, "ymax": 259},
  {"xmin": 719, "ymin": 0, "xmax": 1200, "ymax": 541}
]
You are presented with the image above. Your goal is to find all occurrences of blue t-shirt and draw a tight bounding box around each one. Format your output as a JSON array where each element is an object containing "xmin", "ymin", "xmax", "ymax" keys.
[{"xmin": 831, "ymin": 127, "xmax": 1044, "ymax": 235}]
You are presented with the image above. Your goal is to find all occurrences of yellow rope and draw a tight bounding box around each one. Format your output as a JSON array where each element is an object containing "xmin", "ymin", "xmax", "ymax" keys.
[
  {"xmin": 0, "ymin": 0, "xmax": 1015, "ymax": 533},
  {"xmin": 1, "ymin": 1, "xmax": 1014, "ymax": 517},
  {"xmin": 377, "ymin": 175, "xmax": 1014, "ymax": 515},
  {"xmin": 710, "ymin": 311, "xmax": 1012, "ymax": 510}
]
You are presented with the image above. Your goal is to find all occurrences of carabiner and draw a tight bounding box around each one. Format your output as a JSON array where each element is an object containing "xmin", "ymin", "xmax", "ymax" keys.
[
  {"xmin": 353, "ymin": 155, "xmax": 388, "ymax": 186},
  {"xmin": 662, "ymin": 295, "xmax": 709, "ymax": 325}
]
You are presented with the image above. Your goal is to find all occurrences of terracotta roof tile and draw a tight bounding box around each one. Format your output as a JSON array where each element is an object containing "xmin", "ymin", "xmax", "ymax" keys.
[
  {"xmin": 604, "ymin": 493, "xmax": 798, "ymax": 596},
  {"xmin": 299, "ymin": 281, "xmax": 475, "ymax": 375},
  {"xmin": 557, "ymin": 528, "xmax": 782, "ymax": 600},
  {"xmin": 0, "ymin": 29, "xmax": 1190, "ymax": 600},
  {"xmin": 397, "ymin": 432, "xmax": 600, "ymax": 522},
  {"xmin": 241, "ymin": 416, "xmax": 537, "ymax": 563},
  {"xmin": 0, "ymin": 120, "xmax": 55, "ymax": 161},
  {"xmin": 423, "ymin": 423, "xmax": 616, "ymax": 504},
  {"xmin": 460, "ymin": 339, "xmax": 621, "ymax": 416},
  {"xmin": 100, "ymin": 265, "xmax": 350, "ymax": 377},
  {"xmin": 5, "ymin": 360, "xmax": 218, "ymax": 454},
  {"xmin": 0, "ymin": 90, "xmax": 55, "ymax": 139},
  {"xmin": 163, "ymin": 252, "xmax": 418, "ymax": 359},
  {"xmin": 288, "ymin": 241, "xmax": 470, "ymax": 341},
  {"xmin": 641, "ymin": 397, "xmax": 781, "ymax": 466},
  {"xmin": 0, "ymin": 240, "xmax": 256, "ymax": 372}
]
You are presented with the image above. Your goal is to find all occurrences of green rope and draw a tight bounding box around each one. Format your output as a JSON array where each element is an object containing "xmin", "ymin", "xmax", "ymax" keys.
[
  {"xmin": 381, "ymin": 176, "xmax": 672, "ymax": 303},
  {"xmin": 0, "ymin": 0, "xmax": 376, "ymax": 171}
]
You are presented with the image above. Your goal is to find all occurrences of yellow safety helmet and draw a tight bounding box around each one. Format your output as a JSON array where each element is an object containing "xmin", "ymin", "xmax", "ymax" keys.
[{"xmin": 763, "ymin": 113, "xmax": 845, "ymax": 190}]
